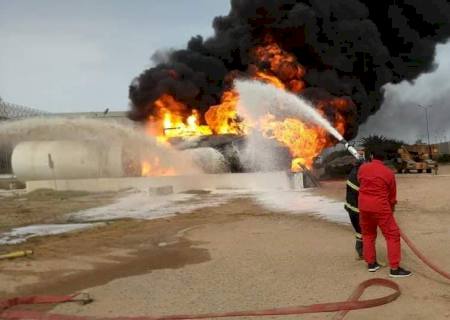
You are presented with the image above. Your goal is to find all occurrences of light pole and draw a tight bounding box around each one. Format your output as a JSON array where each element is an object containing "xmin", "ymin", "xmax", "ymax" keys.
[{"xmin": 417, "ymin": 104, "xmax": 432, "ymax": 158}]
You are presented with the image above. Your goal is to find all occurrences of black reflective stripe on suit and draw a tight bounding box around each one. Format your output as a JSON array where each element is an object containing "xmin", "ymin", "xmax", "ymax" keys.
[{"xmin": 345, "ymin": 164, "xmax": 361, "ymax": 236}]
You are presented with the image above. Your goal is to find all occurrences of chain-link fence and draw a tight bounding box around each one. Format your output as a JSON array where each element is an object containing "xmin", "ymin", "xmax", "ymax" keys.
[{"xmin": 0, "ymin": 100, "xmax": 48, "ymax": 120}]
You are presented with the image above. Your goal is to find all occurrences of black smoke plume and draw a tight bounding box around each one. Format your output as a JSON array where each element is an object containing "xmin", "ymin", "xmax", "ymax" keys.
[{"xmin": 129, "ymin": 0, "xmax": 450, "ymax": 139}]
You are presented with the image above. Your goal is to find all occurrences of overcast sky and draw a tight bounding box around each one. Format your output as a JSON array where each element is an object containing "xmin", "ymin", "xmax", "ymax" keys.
[
  {"xmin": 1, "ymin": 0, "xmax": 449, "ymax": 142},
  {"xmin": 0, "ymin": 0, "xmax": 231, "ymax": 112}
]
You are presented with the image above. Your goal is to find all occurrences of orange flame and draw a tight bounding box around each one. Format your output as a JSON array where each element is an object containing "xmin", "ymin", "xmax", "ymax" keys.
[
  {"xmin": 143, "ymin": 36, "xmax": 351, "ymax": 172},
  {"xmin": 259, "ymin": 113, "xmax": 346, "ymax": 171},
  {"xmin": 141, "ymin": 158, "xmax": 176, "ymax": 177},
  {"xmin": 254, "ymin": 71, "xmax": 286, "ymax": 89},
  {"xmin": 146, "ymin": 94, "xmax": 212, "ymax": 139},
  {"xmin": 252, "ymin": 37, "xmax": 305, "ymax": 93},
  {"xmin": 204, "ymin": 90, "xmax": 245, "ymax": 134}
]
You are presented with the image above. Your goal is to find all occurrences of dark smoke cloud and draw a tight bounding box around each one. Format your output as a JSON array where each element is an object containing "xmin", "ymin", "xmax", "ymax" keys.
[
  {"xmin": 358, "ymin": 41, "xmax": 450, "ymax": 144},
  {"xmin": 129, "ymin": 0, "xmax": 450, "ymax": 139}
]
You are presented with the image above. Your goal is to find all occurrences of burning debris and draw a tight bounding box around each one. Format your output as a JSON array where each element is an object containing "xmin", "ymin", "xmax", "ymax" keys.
[{"xmin": 128, "ymin": 0, "xmax": 450, "ymax": 173}]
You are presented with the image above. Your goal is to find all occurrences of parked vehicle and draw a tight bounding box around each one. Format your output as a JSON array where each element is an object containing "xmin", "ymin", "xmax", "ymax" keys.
[{"xmin": 395, "ymin": 145, "xmax": 438, "ymax": 174}]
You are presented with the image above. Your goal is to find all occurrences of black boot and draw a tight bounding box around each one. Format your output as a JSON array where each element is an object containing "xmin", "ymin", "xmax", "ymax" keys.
[{"xmin": 389, "ymin": 267, "xmax": 412, "ymax": 278}]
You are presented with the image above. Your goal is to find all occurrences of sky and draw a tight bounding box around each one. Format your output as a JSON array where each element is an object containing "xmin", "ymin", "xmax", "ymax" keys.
[
  {"xmin": 0, "ymin": 0, "xmax": 449, "ymax": 143},
  {"xmin": 0, "ymin": 0, "xmax": 231, "ymax": 112}
]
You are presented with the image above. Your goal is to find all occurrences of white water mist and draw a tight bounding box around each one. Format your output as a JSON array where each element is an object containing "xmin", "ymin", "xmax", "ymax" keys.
[
  {"xmin": 0, "ymin": 117, "xmax": 202, "ymax": 175},
  {"xmin": 234, "ymin": 80, "xmax": 344, "ymax": 141}
]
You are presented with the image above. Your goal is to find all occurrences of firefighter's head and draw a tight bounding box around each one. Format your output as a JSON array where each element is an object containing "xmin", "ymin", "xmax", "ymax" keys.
[{"xmin": 370, "ymin": 147, "xmax": 386, "ymax": 161}]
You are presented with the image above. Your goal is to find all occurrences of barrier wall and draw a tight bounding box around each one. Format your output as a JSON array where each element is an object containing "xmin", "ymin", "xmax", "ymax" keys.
[{"xmin": 26, "ymin": 171, "xmax": 304, "ymax": 193}]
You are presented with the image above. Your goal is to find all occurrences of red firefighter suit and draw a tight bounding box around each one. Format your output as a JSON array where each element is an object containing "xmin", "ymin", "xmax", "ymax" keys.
[{"xmin": 358, "ymin": 159, "xmax": 400, "ymax": 269}]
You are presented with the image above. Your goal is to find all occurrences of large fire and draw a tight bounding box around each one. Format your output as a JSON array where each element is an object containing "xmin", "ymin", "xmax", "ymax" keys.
[
  {"xmin": 144, "ymin": 94, "xmax": 213, "ymax": 139},
  {"xmin": 141, "ymin": 37, "xmax": 348, "ymax": 176},
  {"xmin": 141, "ymin": 157, "xmax": 176, "ymax": 177}
]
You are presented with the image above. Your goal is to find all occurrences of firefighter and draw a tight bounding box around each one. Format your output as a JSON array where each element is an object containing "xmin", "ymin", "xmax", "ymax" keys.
[
  {"xmin": 358, "ymin": 147, "xmax": 412, "ymax": 277},
  {"xmin": 344, "ymin": 148, "xmax": 365, "ymax": 259}
]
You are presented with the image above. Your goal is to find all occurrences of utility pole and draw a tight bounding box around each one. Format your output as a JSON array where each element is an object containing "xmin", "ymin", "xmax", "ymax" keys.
[{"xmin": 417, "ymin": 104, "xmax": 432, "ymax": 158}]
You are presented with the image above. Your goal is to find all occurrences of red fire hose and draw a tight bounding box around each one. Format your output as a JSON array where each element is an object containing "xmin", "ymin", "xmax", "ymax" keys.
[
  {"xmin": 400, "ymin": 230, "xmax": 450, "ymax": 280},
  {"xmin": 0, "ymin": 279, "xmax": 401, "ymax": 320},
  {"xmin": 0, "ymin": 231, "xmax": 448, "ymax": 320}
]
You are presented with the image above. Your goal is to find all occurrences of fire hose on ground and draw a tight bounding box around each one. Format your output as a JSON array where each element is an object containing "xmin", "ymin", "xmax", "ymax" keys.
[{"xmin": 0, "ymin": 230, "xmax": 448, "ymax": 320}]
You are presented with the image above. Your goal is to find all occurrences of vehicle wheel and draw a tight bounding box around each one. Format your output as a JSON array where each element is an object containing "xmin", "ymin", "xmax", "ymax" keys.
[
  {"xmin": 405, "ymin": 169, "xmax": 410, "ymax": 173},
  {"xmin": 426, "ymin": 169, "xmax": 432, "ymax": 173}
]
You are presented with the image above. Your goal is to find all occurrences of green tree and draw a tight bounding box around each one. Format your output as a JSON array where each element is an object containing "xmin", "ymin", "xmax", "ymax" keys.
[{"xmin": 359, "ymin": 135, "xmax": 405, "ymax": 160}]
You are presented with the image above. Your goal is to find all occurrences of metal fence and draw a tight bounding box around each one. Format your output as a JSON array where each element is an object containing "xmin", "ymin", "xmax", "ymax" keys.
[{"xmin": 0, "ymin": 100, "xmax": 48, "ymax": 120}]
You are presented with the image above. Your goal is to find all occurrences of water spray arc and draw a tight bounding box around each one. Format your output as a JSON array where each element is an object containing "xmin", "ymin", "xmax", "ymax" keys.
[{"xmin": 235, "ymin": 80, "xmax": 361, "ymax": 163}]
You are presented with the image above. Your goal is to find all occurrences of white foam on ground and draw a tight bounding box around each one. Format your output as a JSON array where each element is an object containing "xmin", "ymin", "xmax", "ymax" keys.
[
  {"xmin": 71, "ymin": 189, "xmax": 347, "ymax": 225},
  {"xmin": 70, "ymin": 190, "xmax": 246, "ymax": 222},
  {"xmin": 0, "ymin": 223, "xmax": 103, "ymax": 245},
  {"xmin": 0, "ymin": 189, "xmax": 26, "ymax": 198},
  {"xmin": 0, "ymin": 189, "xmax": 348, "ymax": 245},
  {"xmin": 251, "ymin": 190, "xmax": 349, "ymax": 224}
]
